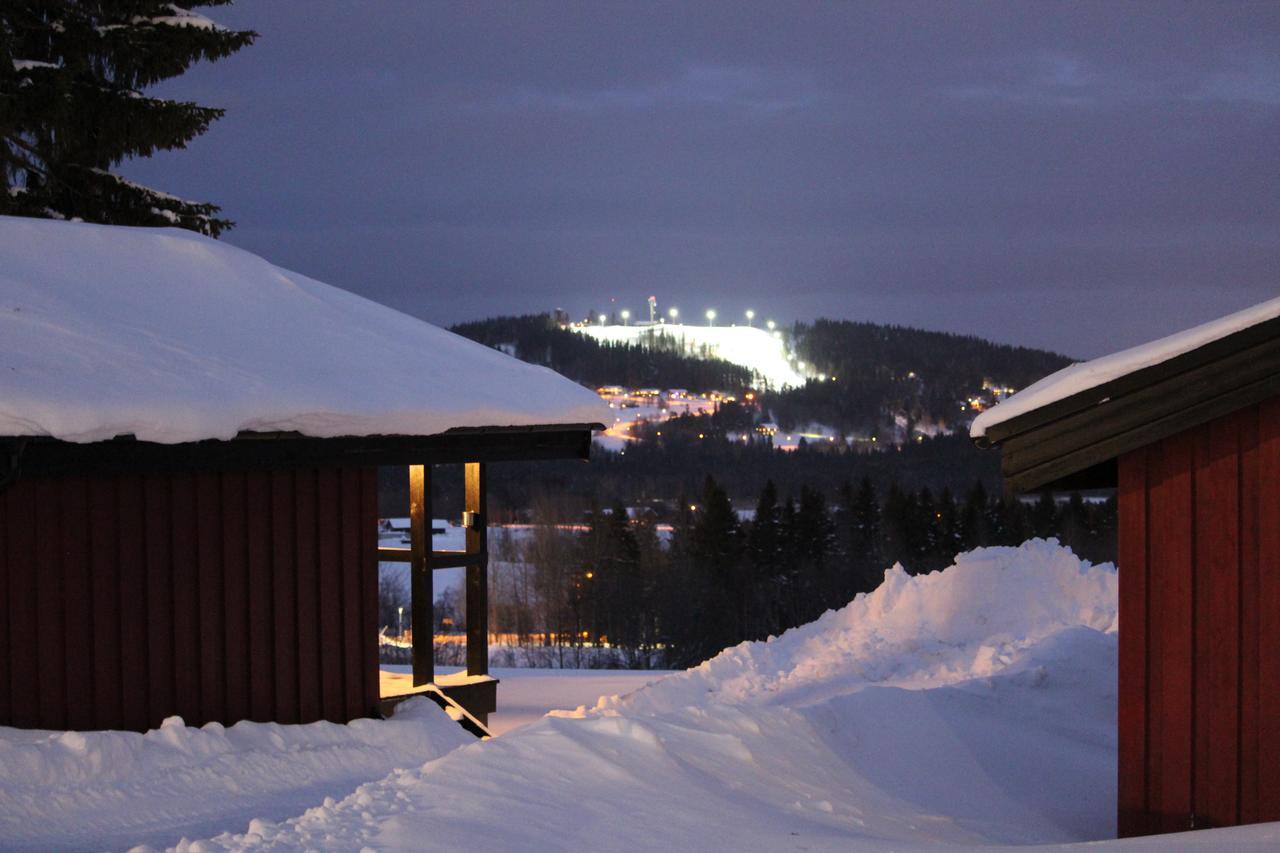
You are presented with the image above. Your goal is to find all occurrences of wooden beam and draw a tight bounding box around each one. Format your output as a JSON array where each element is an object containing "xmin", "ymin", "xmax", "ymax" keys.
[
  {"xmin": 1003, "ymin": 372, "xmax": 1280, "ymax": 493},
  {"xmin": 980, "ymin": 315, "xmax": 1280, "ymax": 447},
  {"xmin": 3, "ymin": 424, "xmax": 601, "ymax": 482},
  {"xmin": 376, "ymin": 547, "xmax": 487, "ymax": 570},
  {"xmin": 465, "ymin": 462, "xmax": 489, "ymax": 679},
  {"xmin": 409, "ymin": 464, "xmax": 433, "ymax": 687}
]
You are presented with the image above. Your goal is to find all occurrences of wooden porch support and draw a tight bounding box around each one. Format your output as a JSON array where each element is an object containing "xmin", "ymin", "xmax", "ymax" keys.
[
  {"xmin": 409, "ymin": 464, "xmax": 432, "ymax": 686},
  {"xmin": 381, "ymin": 461, "xmax": 494, "ymax": 726},
  {"xmin": 465, "ymin": 462, "xmax": 488, "ymax": 678}
]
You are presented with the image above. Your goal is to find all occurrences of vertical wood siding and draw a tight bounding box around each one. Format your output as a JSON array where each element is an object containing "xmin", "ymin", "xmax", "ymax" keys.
[
  {"xmin": 1118, "ymin": 398, "xmax": 1280, "ymax": 836},
  {"xmin": 0, "ymin": 465, "xmax": 379, "ymax": 731}
]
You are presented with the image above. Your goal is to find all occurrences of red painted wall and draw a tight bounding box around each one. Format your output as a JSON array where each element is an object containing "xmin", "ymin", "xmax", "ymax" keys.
[
  {"xmin": 0, "ymin": 466, "xmax": 380, "ymax": 731},
  {"xmin": 1118, "ymin": 398, "xmax": 1280, "ymax": 836}
]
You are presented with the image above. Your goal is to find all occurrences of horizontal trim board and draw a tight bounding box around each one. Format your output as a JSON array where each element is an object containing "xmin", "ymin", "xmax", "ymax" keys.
[
  {"xmin": 982, "ymin": 314, "xmax": 1280, "ymax": 446},
  {"xmin": 1001, "ymin": 334, "xmax": 1280, "ymax": 476},
  {"xmin": 1004, "ymin": 374, "xmax": 1280, "ymax": 493},
  {"xmin": 2, "ymin": 425, "xmax": 600, "ymax": 481}
]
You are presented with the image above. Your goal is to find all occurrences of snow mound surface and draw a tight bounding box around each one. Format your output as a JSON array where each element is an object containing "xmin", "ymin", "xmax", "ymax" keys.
[
  {"xmin": 0, "ymin": 698, "xmax": 471, "ymax": 851},
  {"xmin": 603, "ymin": 539, "xmax": 1118, "ymax": 715},
  {"xmin": 177, "ymin": 541, "xmax": 1148, "ymax": 851},
  {"xmin": 0, "ymin": 217, "xmax": 608, "ymax": 443}
]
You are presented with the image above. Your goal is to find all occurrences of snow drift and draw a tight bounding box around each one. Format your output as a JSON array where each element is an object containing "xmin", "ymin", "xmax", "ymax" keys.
[
  {"xmin": 0, "ymin": 217, "xmax": 608, "ymax": 443},
  {"xmin": 172, "ymin": 541, "xmax": 1134, "ymax": 851},
  {"xmin": 0, "ymin": 698, "xmax": 471, "ymax": 851}
]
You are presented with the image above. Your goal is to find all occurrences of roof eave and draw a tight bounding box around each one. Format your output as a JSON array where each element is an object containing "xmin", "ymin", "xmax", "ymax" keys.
[
  {"xmin": 977, "ymin": 315, "xmax": 1280, "ymax": 494},
  {"xmin": 1, "ymin": 423, "xmax": 605, "ymax": 482}
]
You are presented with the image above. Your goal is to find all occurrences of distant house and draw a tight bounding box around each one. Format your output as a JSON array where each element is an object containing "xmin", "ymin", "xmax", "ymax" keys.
[
  {"xmin": 0, "ymin": 217, "xmax": 606, "ymax": 734},
  {"xmin": 972, "ymin": 297, "xmax": 1280, "ymax": 837}
]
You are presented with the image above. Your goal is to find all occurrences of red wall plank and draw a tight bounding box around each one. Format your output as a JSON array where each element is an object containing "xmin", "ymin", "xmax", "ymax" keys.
[
  {"xmin": 1117, "ymin": 448, "xmax": 1149, "ymax": 838},
  {"xmin": 246, "ymin": 471, "xmax": 275, "ymax": 722},
  {"xmin": 61, "ymin": 477, "xmax": 93, "ymax": 730},
  {"xmin": 293, "ymin": 469, "xmax": 321, "ymax": 723},
  {"xmin": 1146, "ymin": 431, "xmax": 1195, "ymax": 834},
  {"xmin": 117, "ymin": 475, "xmax": 150, "ymax": 732},
  {"xmin": 6, "ymin": 483, "xmax": 38, "ymax": 728},
  {"xmin": 90, "ymin": 477, "xmax": 123, "ymax": 731},
  {"xmin": 0, "ymin": 482, "xmax": 11, "ymax": 723},
  {"xmin": 340, "ymin": 468, "xmax": 365, "ymax": 720},
  {"xmin": 221, "ymin": 471, "xmax": 251, "ymax": 724},
  {"xmin": 196, "ymin": 472, "xmax": 225, "ymax": 724},
  {"xmin": 1193, "ymin": 417, "xmax": 1240, "ymax": 828},
  {"xmin": 170, "ymin": 473, "xmax": 201, "ymax": 724},
  {"xmin": 1256, "ymin": 398, "xmax": 1280, "ymax": 821},
  {"xmin": 270, "ymin": 470, "xmax": 299, "ymax": 723},
  {"xmin": 34, "ymin": 479, "xmax": 66, "ymax": 729},
  {"xmin": 144, "ymin": 475, "xmax": 174, "ymax": 728},
  {"xmin": 1237, "ymin": 405, "xmax": 1261, "ymax": 824},
  {"xmin": 316, "ymin": 468, "xmax": 345, "ymax": 722}
]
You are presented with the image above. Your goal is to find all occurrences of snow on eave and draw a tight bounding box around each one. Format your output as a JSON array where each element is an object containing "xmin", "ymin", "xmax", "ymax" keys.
[
  {"xmin": 971, "ymin": 294, "xmax": 1280, "ymax": 441},
  {"xmin": 0, "ymin": 217, "xmax": 611, "ymax": 445}
]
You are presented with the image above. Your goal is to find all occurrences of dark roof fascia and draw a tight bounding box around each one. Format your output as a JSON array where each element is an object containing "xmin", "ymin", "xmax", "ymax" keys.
[
  {"xmin": 980, "ymin": 314, "xmax": 1280, "ymax": 494},
  {"xmin": 1, "ymin": 423, "xmax": 603, "ymax": 481}
]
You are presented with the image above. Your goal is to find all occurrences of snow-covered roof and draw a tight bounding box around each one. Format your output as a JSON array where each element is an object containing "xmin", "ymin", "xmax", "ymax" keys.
[
  {"xmin": 972, "ymin": 295, "xmax": 1280, "ymax": 440},
  {"xmin": 0, "ymin": 217, "xmax": 609, "ymax": 444}
]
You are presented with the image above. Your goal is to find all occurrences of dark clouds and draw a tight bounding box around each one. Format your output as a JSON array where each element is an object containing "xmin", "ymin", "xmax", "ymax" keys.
[{"xmin": 123, "ymin": 1, "xmax": 1279, "ymax": 357}]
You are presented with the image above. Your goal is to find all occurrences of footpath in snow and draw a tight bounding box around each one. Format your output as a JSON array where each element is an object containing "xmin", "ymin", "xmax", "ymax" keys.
[{"xmin": 6, "ymin": 540, "xmax": 1280, "ymax": 851}]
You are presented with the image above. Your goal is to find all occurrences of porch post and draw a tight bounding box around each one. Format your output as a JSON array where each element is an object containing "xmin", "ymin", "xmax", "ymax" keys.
[
  {"xmin": 409, "ymin": 463, "xmax": 433, "ymax": 686},
  {"xmin": 464, "ymin": 461, "xmax": 488, "ymax": 678}
]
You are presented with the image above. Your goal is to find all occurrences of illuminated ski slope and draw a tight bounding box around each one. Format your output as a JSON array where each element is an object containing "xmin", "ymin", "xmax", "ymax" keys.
[{"xmin": 573, "ymin": 323, "xmax": 807, "ymax": 389}]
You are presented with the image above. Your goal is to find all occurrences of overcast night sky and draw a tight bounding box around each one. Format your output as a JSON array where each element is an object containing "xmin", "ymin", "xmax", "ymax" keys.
[{"xmin": 122, "ymin": 1, "xmax": 1279, "ymax": 359}]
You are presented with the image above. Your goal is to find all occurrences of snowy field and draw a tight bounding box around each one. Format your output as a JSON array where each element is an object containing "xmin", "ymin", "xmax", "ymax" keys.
[{"xmin": 4, "ymin": 540, "xmax": 1279, "ymax": 851}]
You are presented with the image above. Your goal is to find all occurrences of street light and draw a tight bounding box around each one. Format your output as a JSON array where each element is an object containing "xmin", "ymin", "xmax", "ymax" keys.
[
  {"xmin": 706, "ymin": 309, "xmax": 716, "ymax": 326},
  {"xmin": 745, "ymin": 309, "xmax": 755, "ymax": 326},
  {"xmin": 766, "ymin": 319, "xmax": 776, "ymax": 331},
  {"xmin": 620, "ymin": 309, "xmax": 630, "ymax": 326},
  {"xmin": 668, "ymin": 307, "xmax": 679, "ymax": 322},
  {"xmin": 598, "ymin": 313, "xmax": 607, "ymax": 326},
  {"xmin": 397, "ymin": 605, "xmax": 403, "ymax": 638}
]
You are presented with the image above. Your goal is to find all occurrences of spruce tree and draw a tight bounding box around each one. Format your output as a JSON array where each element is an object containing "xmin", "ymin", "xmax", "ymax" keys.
[{"xmin": 1, "ymin": 2, "xmax": 255, "ymax": 235}]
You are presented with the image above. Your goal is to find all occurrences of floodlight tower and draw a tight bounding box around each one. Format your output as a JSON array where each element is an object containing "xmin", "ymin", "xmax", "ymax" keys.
[
  {"xmin": 598, "ymin": 313, "xmax": 607, "ymax": 326},
  {"xmin": 620, "ymin": 309, "xmax": 630, "ymax": 326},
  {"xmin": 648, "ymin": 295, "xmax": 657, "ymax": 324},
  {"xmin": 745, "ymin": 309, "xmax": 755, "ymax": 327},
  {"xmin": 706, "ymin": 309, "xmax": 716, "ymax": 327},
  {"xmin": 669, "ymin": 307, "xmax": 679, "ymax": 324}
]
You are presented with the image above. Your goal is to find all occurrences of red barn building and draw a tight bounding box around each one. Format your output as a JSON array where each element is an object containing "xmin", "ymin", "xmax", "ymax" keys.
[
  {"xmin": 0, "ymin": 217, "xmax": 606, "ymax": 734},
  {"xmin": 973, "ymin": 299, "xmax": 1280, "ymax": 837}
]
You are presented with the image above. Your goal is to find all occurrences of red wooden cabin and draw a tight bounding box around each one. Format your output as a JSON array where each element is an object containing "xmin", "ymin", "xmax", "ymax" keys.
[
  {"xmin": 0, "ymin": 217, "xmax": 605, "ymax": 735},
  {"xmin": 974, "ymin": 300, "xmax": 1280, "ymax": 837}
]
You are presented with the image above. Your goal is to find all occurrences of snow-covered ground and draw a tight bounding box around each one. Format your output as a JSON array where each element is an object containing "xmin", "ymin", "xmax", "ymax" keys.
[
  {"xmin": 574, "ymin": 323, "xmax": 806, "ymax": 389},
  {"xmin": 6, "ymin": 540, "xmax": 1280, "ymax": 851}
]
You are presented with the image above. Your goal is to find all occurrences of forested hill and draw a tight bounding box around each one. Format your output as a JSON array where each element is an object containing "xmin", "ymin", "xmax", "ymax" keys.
[
  {"xmin": 770, "ymin": 319, "xmax": 1074, "ymax": 433},
  {"xmin": 451, "ymin": 313, "xmax": 1074, "ymax": 436},
  {"xmin": 450, "ymin": 314, "xmax": 755, "ymax": 391}
]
